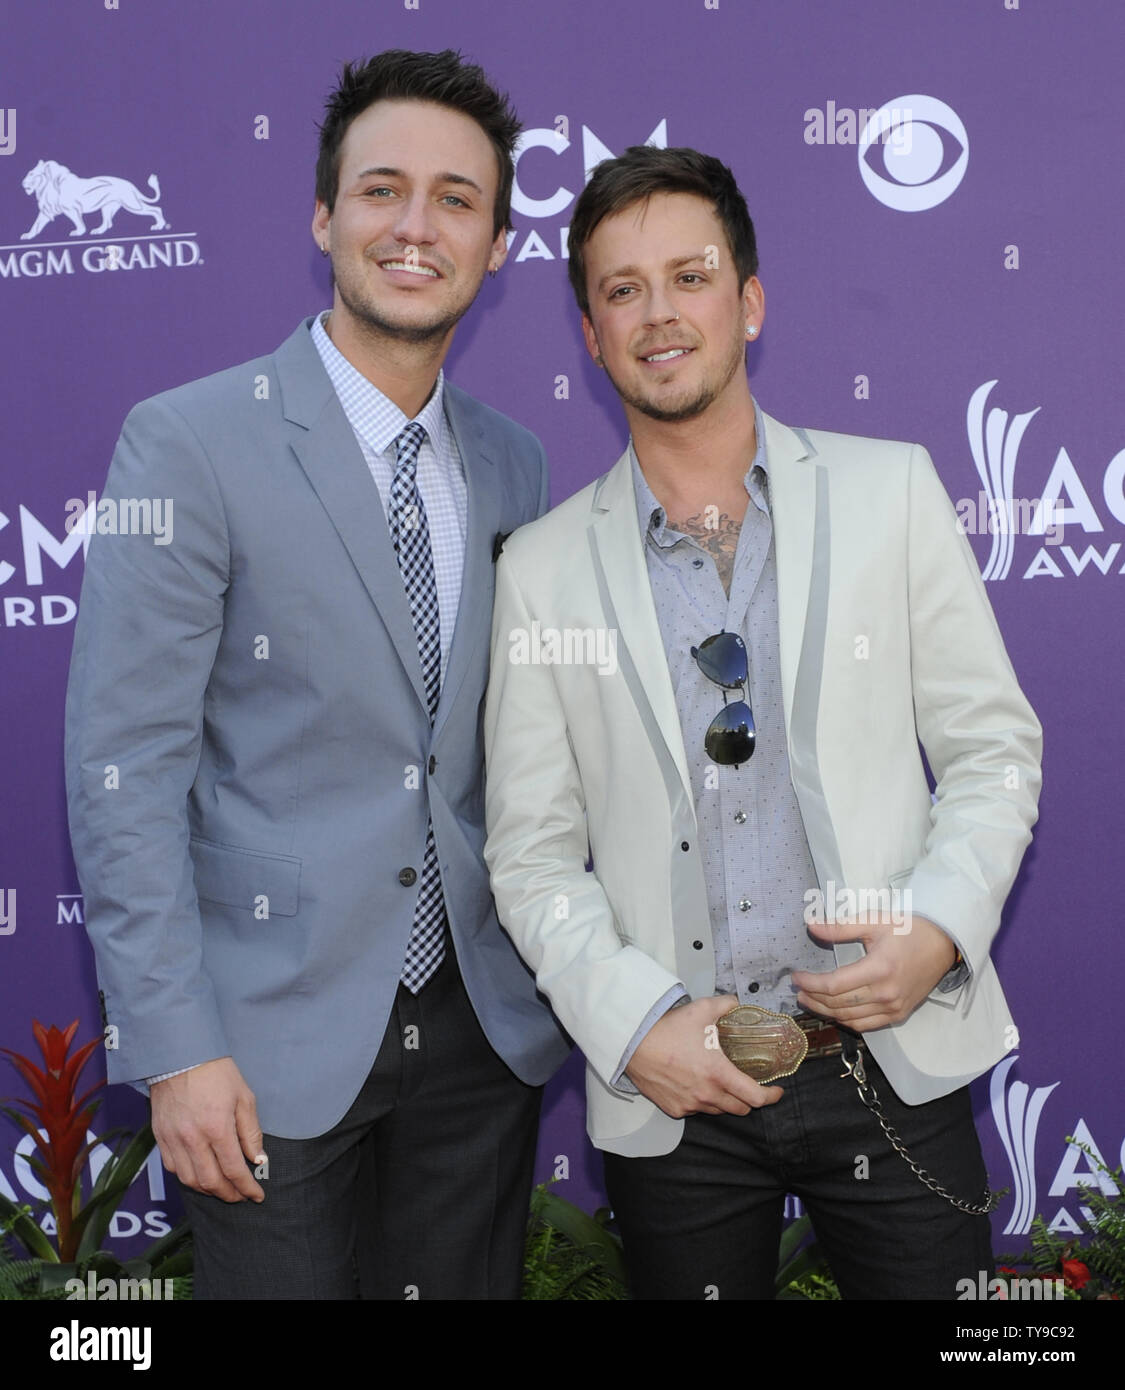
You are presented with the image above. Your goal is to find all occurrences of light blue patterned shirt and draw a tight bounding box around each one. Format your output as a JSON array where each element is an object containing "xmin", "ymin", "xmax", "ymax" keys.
[
  {"xmin": 310, "ymin": 311, "xmax": 467, "ymax": 680},
  {"xmin": 613, "ymin": 401, "xmax": 833, "ymax": 1090}
]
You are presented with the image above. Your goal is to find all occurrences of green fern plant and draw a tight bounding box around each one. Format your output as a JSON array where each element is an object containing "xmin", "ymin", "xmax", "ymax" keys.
[
  {"xmin": 775, "ymin": 1214, "xmax": 841, "ymax": 1299},
  {"xmin": 523, "ymin": 1183, "xmax": 627, "ymax": 1299},
  {"xmin": 0, "ymin": 1224, "xmax": 66, "ymax": 1301}
]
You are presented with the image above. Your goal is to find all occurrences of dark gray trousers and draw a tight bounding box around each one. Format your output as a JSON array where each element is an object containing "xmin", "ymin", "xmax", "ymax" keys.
[
  {"xmin": 181, "ymin": 951, "xmax": 542, "ymax": 1300},
  {"xmin": 604, "ymin": 1039, "xmax": 994, "ymax": 1300}
]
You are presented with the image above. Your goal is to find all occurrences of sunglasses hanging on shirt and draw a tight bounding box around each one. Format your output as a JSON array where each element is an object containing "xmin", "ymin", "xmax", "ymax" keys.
[{"xmin": 690, "ymin": 630, "xmax": 756, "ymax": 766}]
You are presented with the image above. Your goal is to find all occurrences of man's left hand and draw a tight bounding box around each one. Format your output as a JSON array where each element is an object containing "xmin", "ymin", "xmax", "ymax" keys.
[{"xmin": 792, "ymin": 914, "xmax": 957, "ymax": 1031}]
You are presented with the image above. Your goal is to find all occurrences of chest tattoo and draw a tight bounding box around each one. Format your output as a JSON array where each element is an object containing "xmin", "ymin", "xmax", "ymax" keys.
[{"xmin": 667, "ymin": 511, "xmax": 742, "ymax": 596}]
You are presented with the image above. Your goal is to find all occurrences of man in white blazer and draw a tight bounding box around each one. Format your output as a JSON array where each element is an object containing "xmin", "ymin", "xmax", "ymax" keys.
[
  {"xmin": 484, "ymin": 146, "xmax": 1042, "ymax": 1298},
  {"xmin": 66, "ymin": 50, "xmax": 569, "ymax": 1300}
]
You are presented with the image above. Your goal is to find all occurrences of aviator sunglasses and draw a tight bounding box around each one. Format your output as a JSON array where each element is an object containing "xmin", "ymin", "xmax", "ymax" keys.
[{"xmin": 690, "ymin": 630, "xmax": 756, "ymax": 766}]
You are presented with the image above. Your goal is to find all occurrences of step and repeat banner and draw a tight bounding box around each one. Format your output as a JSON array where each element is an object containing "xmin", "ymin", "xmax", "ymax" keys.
[{"xmin": 1, "ymin": 0, "xmax": 1121, "ymax": 1263}]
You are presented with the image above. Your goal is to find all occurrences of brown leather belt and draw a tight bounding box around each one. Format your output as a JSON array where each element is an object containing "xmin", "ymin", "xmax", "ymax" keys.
[
  {"xmin": 793, "ymin": 1010, "xmax": 847, "ymax": 1060},
  {"xmin": 717, "ymin": 1004, "xmax": 848, "ymax": 1084}
]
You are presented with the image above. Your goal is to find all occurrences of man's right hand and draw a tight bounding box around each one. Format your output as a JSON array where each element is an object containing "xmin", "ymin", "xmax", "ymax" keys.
[
  {"xmin": 624, "ymin": 995, "xmax": 785, "ymax": 1119},
  {"xmin": 150, "ymin": 1057, "xmax": 266, "ymax": 1203}
]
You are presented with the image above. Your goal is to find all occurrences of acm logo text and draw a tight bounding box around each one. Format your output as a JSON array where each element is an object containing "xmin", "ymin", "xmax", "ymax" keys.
[{"xmin": 506, "ymin": 117, "xmax": 667, "ymax": 264}]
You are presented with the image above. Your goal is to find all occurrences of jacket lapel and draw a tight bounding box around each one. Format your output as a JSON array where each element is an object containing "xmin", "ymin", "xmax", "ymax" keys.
[
  {"xmin": 433, "ymin": 386, "xmax": 502, "ymax": 738},
  {"xmin": 587, "ymin": 415, "xmax": 829, "ymax": 826},
  {"xmin": 588, "ymin": 448, "xmax": 694, "ymax": 802},
  {"xmin": 764, "ymin": 413, "xmax": 851, "ymax": 926},
  {"xmin": 762, "ymin": 411, "xmax": 820, "ymax": 739},
  {"xmin": 275, "ymin": 320, "xmax": 429, "ymax": 713}
]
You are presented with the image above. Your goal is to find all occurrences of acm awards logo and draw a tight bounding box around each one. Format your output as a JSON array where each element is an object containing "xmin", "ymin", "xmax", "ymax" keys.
[
  {"xmin": 505, "ymin": 117, "xmax": 667, "ymax": 264},
  {"xmin": 965, "ymin": 380, "xmax": 1125, "ymax": 581},
  {"xmin": 990, "ymin": 1056, "xmax": 1122, "ymax": 1238},
  {"xmin": 0, "ymin": 1121, "xmax": 171, "ymax": 1246},
  {"xmin": 0, "ymin": 157, "xmax": 202, "ymax": 281},
  {"xmin": 0, "ymin": 498, "xmax": 87, "ymax": 629}
]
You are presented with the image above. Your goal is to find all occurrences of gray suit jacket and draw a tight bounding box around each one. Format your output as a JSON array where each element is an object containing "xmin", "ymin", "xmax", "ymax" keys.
[{"xmin": 65, "ymin": 318, "xmax": 571, "ymax": 1139}]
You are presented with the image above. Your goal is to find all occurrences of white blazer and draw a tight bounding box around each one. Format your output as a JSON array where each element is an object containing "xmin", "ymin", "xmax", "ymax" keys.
[{"xmin": 484, "ymin": 411, "xmax": 1042, "ymax": 1157}]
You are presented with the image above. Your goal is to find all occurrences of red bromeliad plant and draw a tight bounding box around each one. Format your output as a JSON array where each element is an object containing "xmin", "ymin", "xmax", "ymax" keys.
[
  {"xmin": 0, "ymin": 1020, "xmax": 192, "ymax": 1298},
  {"xmin": 0, "ymin": 1020, "xmax": 105, "ymax": 1261}
]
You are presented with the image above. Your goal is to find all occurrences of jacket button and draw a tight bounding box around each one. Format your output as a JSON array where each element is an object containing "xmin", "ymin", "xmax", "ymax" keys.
[
  {"xmin": 428, "ymin": 755, "xmax": 437, "ymax": 775},
  {"xmin": 748, "ymin": 981, "xmax": 760, "ymax": 993},
  {"xmin": 398, "ymin": 867, "xmax": 417, "ymax": 887},
  {"xmin": 680, "ymin": 841, "xmax": 690, "ymax": 852},
  {"xmin": 692, "ymin": 940, "xmax": 704, "ymax": 951}
]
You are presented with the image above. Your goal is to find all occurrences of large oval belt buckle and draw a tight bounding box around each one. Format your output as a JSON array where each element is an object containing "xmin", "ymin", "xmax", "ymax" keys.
[{"xmin": 716, "ymin": 1004, "xmax": 808, "ymax": 1084}]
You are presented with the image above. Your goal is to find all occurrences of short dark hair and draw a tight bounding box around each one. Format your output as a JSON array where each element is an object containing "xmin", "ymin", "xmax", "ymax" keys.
[
  {"xmin": 315, "ymin": 49, "xmax": 521, "ymax": 236},
  {"xmin": 566, "ymin": 146, "xmax": 759, "ymax": 316}
]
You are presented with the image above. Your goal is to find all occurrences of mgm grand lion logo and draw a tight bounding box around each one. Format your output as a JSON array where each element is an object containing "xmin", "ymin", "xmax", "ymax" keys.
[{"xmin": 19, "ymin": 159, "xmax": 168, "ymax": 240}]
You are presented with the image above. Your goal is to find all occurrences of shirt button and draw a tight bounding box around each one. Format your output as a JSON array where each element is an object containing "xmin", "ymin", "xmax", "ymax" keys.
[
  {"xmin": 680, "ymin": 841, "xmax": 690, "ymax": 852},
  {"xmin": 692, "ymin": 940, "xmax": 704, "ymax": 951},
  {"xmin": 428, "ymin": 755, "xmax": 437, "ymax": 775},
  {"xmin": 734, "ymin": 810, "xmax": 747, "ymax": 824},
  {"xmin": 398, "ymin": 867, "xmax": 417, "ymax": 887},
  {"xmin": 747, "ymin": 981, "xmax": 760, "ymax": 994},
  {"xmin": 692, "ymin": 558, "xmax": 704, "ymax": 569},
  {"xmin": 738, "ymin": 898, "xmax": 752, "ymax": 912}
]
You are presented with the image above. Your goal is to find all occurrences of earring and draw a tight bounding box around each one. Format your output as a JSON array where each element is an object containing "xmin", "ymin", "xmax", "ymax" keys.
[
  {"xmin": 746, "ymin": 325, "xmax": 758, "ymax": 338},
  {"xmin": 320, "ymin": 243, "xmax": 329, "ymax": 257},
  {"xmin": 595, "ymin": 354, "xmax": 604, "ymax": 368},
  {"xmin": 488, "ymin": 267, "xmax": 498, "ymax": 278}
]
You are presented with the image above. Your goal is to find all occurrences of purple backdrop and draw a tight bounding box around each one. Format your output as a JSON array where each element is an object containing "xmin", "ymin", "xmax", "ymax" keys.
[{"xmin": 1, "ymin": 0, "xmax": 1121, "ymax": 1263}]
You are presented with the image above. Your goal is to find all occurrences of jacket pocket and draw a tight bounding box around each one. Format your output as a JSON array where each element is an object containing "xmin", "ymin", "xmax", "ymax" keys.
[{"xmin": 189, "ymin": 837, "xmax": 301, "ymax": 917}]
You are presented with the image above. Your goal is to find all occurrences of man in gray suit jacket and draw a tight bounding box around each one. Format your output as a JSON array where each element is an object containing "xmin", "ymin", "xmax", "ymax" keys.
[{"xmin": 65, "ymin": 49, "xmax": 569, "ymax": 1300}]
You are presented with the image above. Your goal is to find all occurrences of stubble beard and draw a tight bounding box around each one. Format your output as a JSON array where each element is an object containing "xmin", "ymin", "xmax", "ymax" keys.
[
  {"xmin": 336, "ymin": 283, "xmax": 467, "ymax": 346},
  {"xmin": 604, "ymin": 332, "xmax": 748, "ymax": 424},
  {"xmin": 332, "ymin": 255, "xmax": 481, "ymax": 347}
]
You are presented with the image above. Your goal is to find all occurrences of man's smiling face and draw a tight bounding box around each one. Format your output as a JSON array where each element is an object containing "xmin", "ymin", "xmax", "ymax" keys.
[
  {"xmin": 313, "ymin": 98, "xmax": 508, "ymax": 348},
  {"xmin": 580, "ymin": 191, "xmax": 763, "ymax": 423}
]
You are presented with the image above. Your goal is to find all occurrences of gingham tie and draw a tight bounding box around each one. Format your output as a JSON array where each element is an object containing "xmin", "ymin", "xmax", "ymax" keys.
[{"xmin": 391, "ymin": 421, "xmax": 446, "ymax": 992}]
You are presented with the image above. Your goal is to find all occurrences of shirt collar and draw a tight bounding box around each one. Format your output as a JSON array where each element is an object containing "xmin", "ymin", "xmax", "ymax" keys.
[
  {"xmin": 631, "ymin": 397, "xmax": 771, "ymax": 542},
  {"xmin": 309, "ymin": 310, "xmax": 448, "ymax": 456}
]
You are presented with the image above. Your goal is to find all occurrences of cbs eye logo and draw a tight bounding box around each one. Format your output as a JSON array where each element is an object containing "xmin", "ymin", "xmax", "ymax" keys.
[{"xmin": 858, "ymin": 95, "xmax": 968, "ymax": 212}]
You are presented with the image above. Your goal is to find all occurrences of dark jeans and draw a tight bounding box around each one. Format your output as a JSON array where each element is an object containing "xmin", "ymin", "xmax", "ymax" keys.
[
  {"xmin": 181, "ymin": 951, "xmax": 542, "ymax": 1300},
  {"xmin": 603, "ymin": 1041, "xmax": 993, "ymax": 1300}
]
